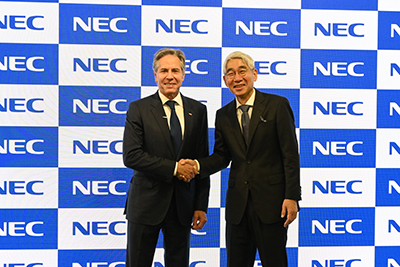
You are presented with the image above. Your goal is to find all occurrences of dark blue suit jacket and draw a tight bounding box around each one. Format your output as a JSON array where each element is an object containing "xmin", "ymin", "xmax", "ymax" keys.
[
  {"xmin": 199, "ymin": 89, "xmax": 301, "ymax": 224},
  {"xmin": 123, "ymin": 92, "xmax": 210, "ymax": 226}
]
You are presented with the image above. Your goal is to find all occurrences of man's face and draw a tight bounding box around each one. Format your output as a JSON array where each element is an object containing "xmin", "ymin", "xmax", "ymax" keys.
[
  {"xmin": 154, "ymin": 54, "xmax": 185, "ymax": 99},
  {"xmin": 223, "ymin": 58, "xmax": 257, "ymax": 101}
]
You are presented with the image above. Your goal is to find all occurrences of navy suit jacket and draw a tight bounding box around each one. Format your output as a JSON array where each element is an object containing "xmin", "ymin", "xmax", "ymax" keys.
[
  {"xmin": 123, "ymin": 92, "xmax": 210, "ymax": 226},
  {"xmin": 199, "ymin": 89, "xmax": 301, "ymax": 224}
]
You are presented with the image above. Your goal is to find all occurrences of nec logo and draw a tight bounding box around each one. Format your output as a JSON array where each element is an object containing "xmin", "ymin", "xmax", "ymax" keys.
[
  {"xmin": 154, "ymin": 261, "xmax": 206, "ymax": 267},
  {"xmin": 255, "ymin": 61, "xmax": 286, "ymax": 75},
  {"xmin": 73, "ymin": 140, "xmax": 122, "ymax": 155},
  {"xmin": 312, "ymin": 219, "xmax": 362, "ymax": 234},
  {"xmin": 391, "ymin": 24, "xmax": 400, "ymax": 37},
  {"xmin": 313, "ymin": 141, "xmax": 363, "ymax": 156},
  {"xmin": 389, "ymin": 180, "xmax": 400, "ymax": 195},
  {"xmin": 73, "ymin": 99, "xmax": 127, "ymax": 114},
  {"xmin": 72, "ymin": 221, "xmax": 125, "ymax": 236},
  {"xmin": 391, "ymin": 63, "xmax": 400, "ymax": 76},
  {"xmin": 0, "ymin": 98, "xmax": 44, "ymax": 113},
  {"xmin": 389, "ymin": 220, "xmax": 400, "ymax": 233},
  {"xmin": 3, "ymin": 264, "xmax": 43, "ymax": 267},
  {"xmin": 375, "ymin": 170, "xmax": 400, "ymax": 206},
  {"xmin": 377, "ymin": 91, "xmax": 400, "ymax": 128},
  {"xmin": 313, "ymin": 180, "xmax": 362, "ymax": 194},
  {"xmin": 0, "ymin": 139, "xmax": 44, "ymax": 155},
  {"xmin": 315, "ymin": 23, "xmax": 364, "ymax": 37},
  {"xmin": 390, "ymin": 142, "xmax": 400, "ymax": 155},
  {"xmin": 314, "ymin": 62, "xmax": 364, "ymax": 77},
  {"xmin": 73, "ymin": 17, "xmax": 127, "ymax": 33},
  {"xmin": 299, "ymin": 207, "xmax": 374, "ymax": 246},
  {"xmin": 72, "ymin": 262, "xmax": 124, "ymax": 267},
  {"xmin": 0, "ymin": 180, "xmax": 43, "ymax": 195},
  {"xmin": 311, "ymin": 259, "xmax": 361, "ymax": 267},
  {"xmin": 0, "ymin": 15, "xmax": 44, "ymax": 30},
  {"xmin": 313, "ymin": 102, "xmax": 363, "ymax": 116},
  {"xmin": 236, "ymin": 21, "xmax": 287, "ymax": 36},
  {"xmin": 73, "ymin": 180, "xmax": 126, "ymax": 196},
  {"xmin": 300, "ymin": 50, "xmax": 376, "ymax": 89},
  {"xmin": 0, "ymin": 221, "xmax": 43, "ymax": 237},
  {"xmin": 388, "ymin": 259, "xmax": 400, "ymax": 267},
  {"xmin": 300, "ymin": 129, "xmax": 375, "ymax": 168},
  {"xmin": 389, "ymin": 102, "xmax": 400, "ymax": 116},
  {"xmin": 73, "ymin": 58, "xmax": 127, "ymax": 73},
  {"xmin": 156, "ymin": 19, "xmax": 207, "ymax": 34},
  {"xmin": 185, "ymin": 59, "xmax": 208, "ymax": 75},
  {"xmin": 0, "ymin": 56, "xmax": 44, "ymax": 72}
]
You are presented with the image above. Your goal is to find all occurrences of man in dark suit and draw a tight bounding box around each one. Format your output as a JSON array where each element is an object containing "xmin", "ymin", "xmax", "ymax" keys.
[
  {"xmin": 185, "ymin": 51, "xmax": 301, "ymax": 267},
  {"xmin": 122, "ymin": 48, "xmax": 210, "ymax": 267}
]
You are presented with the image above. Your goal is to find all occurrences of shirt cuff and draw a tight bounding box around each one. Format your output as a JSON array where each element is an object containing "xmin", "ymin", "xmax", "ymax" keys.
[
  {"xmin": 173, "ymin": 162, "xmax": 178, "ymax": 176},
  {"xmin": 194, "ymin": 159, "xmax": 200, "ymax": 172}
]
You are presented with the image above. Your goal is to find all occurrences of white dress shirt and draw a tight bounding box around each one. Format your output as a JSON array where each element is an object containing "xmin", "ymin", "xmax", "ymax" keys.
[
  {"xmin": 235, "ymin": 88, "xmax": 255, "ymax": 133},
  {"xmin": 158, "ymin": 91, "xmax": 185, "ymax": 137}
]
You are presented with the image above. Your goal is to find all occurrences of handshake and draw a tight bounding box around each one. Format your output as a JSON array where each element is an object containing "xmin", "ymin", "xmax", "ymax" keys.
[{"xmin": 176, "ymin": 159, "xmax": 198, "ymax": 182}]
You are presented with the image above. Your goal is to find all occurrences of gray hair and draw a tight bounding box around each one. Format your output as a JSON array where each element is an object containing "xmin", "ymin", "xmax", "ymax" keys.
[
  {"xmin": 223, "ymin": 51, "xmax": 255, "ymax": 75},
  {"xmin": 152, "ymin": 48, "xmax": 186, "ymax": 73}
]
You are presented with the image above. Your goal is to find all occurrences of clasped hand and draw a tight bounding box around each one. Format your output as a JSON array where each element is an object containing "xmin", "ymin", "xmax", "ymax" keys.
[{"xmin": 176, "ymin": 159, "xmax": 198, "ymax": 182}]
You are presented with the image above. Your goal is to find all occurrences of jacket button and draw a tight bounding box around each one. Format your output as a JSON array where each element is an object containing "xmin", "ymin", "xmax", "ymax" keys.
[
  {"xmin": 247, "ymin": 161, "xmax": 251, "ymax": 164},
  {"xmin": 244, "ymin": 181, "xmax": 248, "ymax": 184}
]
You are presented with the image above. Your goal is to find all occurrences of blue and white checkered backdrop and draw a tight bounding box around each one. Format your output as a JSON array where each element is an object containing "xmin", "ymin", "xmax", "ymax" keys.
[{"xmin": 1, "ymin": 0, "xmax": 400, "ymax": 266}]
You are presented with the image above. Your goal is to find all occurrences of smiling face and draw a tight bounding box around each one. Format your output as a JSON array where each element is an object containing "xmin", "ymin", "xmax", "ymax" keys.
[
  {"xmin": 223, "ymin": 58, "xmax": 258, "ymax": 104},
  {"xmin": 154, "ymin": 54, "xmax": 185, "ymax": 100}
]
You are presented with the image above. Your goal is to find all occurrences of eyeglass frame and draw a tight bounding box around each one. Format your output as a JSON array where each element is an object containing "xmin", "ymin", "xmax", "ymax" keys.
[{"xmin": 224, "ymin": 67, "xmax": 254, "ymax": 80}]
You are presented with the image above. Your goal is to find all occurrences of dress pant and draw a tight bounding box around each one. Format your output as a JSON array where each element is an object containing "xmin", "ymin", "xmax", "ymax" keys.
[
  {"xmin": 126, "ymin": 197, "xmax": 191, "ymax": 267},
  {"xmin": 226, "ymin": 192, "xmax": 288, "ymax": 267}
]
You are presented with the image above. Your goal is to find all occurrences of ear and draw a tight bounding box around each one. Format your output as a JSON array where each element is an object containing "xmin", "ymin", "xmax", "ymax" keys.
[
  {"xmin": 252, "ymin": 68, "xmax": 258, "ymax": 82},
  {"xmin": 223, "ymin": 76, "xmax": 228, "ymax": 87}
]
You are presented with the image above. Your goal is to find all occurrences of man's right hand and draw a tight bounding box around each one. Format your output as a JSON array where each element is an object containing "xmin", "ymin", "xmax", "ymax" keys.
[{"xmin": 176, "ymin": 159, "xmax": 198, "ymax": 182}]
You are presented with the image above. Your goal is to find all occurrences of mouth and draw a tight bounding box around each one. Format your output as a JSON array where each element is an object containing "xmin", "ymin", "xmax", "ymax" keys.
[{"xmin": 233, "ymin": 84, "xmax": 245, "ymax": 90}]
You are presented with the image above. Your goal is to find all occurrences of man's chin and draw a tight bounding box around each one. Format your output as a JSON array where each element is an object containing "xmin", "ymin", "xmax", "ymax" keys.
[
  {"xmin": 162, "ymin": 89, "xmax": 179, "ymax": 99},
  {"xmin": 232, "ymin": 90, "xmax": 245, "ymax": 97}
]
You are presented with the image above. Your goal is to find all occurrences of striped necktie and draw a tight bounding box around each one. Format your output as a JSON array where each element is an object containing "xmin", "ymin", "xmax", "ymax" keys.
[{"xmin": 166, "ymin": 100, "xmax": 182, "ymax": 156}]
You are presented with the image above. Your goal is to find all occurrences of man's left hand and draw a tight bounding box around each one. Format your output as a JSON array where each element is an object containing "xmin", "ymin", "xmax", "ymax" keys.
[
  {"xmin": 192, "ymin": 210, "xmax": 207, "ymax": 230},
  {"xmin": 281, "ymin": 199, "xmax": 298, "ymax": 227}
]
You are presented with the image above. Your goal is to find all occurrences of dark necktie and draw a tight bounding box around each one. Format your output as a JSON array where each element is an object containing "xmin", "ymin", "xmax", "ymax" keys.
[
  {"xmin": 166, "ymin": 100, "xmax": 182, "ymax": 156},
  {"xmin": 239, "ymin": 105, "xmax": 250, "ymax": 146}
]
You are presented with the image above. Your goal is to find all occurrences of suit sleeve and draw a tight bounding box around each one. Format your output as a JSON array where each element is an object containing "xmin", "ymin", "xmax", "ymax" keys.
[
  {"xmin": 198, "ymin": 109, "xmax": 231, "ymax": 178},
  {"xmin": 194, "ymin": 104, "xmax": 211, "ymax": 212},
  {"xmin": 276, "ymin": 97, "xmax": 301, "ymax": 201},
  {"xmin": 122, "ymin": 101, "xmax": 176, "ymax": 183}
]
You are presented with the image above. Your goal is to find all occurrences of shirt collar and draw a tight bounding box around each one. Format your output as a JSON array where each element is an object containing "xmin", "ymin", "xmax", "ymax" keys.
[
  {"xmin": 158, "ymin": 91, "xmax": 183, "ymax": 107},
  {"xmin": 235, "ymin": 88, "xmax": 255, "ymax": 109}
]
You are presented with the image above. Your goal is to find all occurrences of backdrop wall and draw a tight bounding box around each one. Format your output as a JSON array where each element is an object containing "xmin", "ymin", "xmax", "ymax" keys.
[{"xmin": 1, "ymin": 0, "xmax": 400, "ymax": 266}]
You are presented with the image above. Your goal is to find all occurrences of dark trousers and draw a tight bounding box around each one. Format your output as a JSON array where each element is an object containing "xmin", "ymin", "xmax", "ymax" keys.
[
  {"xmin": 226, "ymin": 193, "xmax": 288, "ymax": 267},
  {"xmin": 126, "ymin": 199, "xmax": 191, "ymax": 267}
]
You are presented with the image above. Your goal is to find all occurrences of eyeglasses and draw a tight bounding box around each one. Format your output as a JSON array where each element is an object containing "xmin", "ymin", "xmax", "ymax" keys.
[{"xmin": 225, "ymin": 68, "xmax": 252, "ymax": 80}]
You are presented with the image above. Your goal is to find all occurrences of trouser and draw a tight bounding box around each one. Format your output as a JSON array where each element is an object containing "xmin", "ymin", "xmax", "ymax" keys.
[
  {"xmin": 126, "ymin": 199, "xmax": 191, "ymax": 267},
  {"xmin": 226, "ymin": 192, "xmax": 288, "ymax": 267}
]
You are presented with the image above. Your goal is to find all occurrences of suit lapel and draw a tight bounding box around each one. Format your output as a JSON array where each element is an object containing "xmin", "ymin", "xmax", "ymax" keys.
[
  {"xmin": 248, "ymin": 89, "xmax": 267, "ymax": 147},
  {"xmin": 179, "ymin": 95, "xmax": 193, "ymax": 158},
  {"xmin": 225, "ymin": 100, "xmax": 247, "ymax": 152},
  {"xmin": 149, "ymin": 93, "xmax": 175, "ymax": 158}
]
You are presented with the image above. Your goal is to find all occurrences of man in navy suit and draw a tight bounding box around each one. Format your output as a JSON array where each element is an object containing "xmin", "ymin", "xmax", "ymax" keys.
[
  {"xmin": 185, "ymin": 51, "xmax": 301, "ymax": 267},
  {"xmin": 123, "ymin": 48, "xmax": 210, "ymax": 267}
]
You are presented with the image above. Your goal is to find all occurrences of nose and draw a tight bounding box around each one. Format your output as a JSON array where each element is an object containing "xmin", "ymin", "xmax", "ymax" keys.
[
  {"xmin": 165, "ymin": 71, "xmax": 174, "ymax": 79},
  {"xmin": 233, "ymin": 72, "xmax": 243, "ymax": 81}
]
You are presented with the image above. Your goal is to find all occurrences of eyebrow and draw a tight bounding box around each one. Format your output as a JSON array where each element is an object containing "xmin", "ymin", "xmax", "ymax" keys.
[
  {"xmin": 226, "ymin": 65, "xmax": 248, "ymax": 73},
  {"xmin": 159, "ymin": 67, "xmax": 181, "ymax": 71}
]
